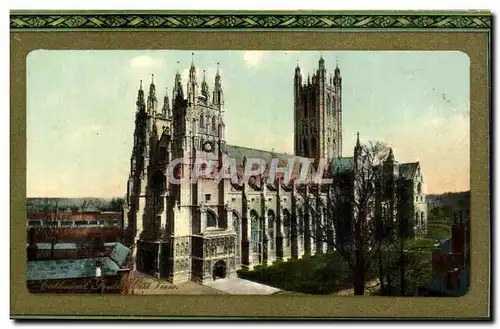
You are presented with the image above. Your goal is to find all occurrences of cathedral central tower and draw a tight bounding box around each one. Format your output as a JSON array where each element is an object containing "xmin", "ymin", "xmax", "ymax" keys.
[{"xmin": 294, "ymin": 56, "xmax": 343, "ymax": 162}]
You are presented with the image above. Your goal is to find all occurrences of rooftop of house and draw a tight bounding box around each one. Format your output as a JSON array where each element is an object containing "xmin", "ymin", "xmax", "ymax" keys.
[
  {"xmin": 399, "ymin": 162, "xmax": 419, "ymax": 180},
  {"xmin": 423, "ymin": 262, "xmax": 470, "ymax": 297},
  {"xmin": 225, "ymin": 144, "xmax": 356, "ymax": 178},
  {"xmin": 33, "ymin": 242, "xmax": 118, "ymax": 250},
  {"xmin": 226, "ymin": 144, "xmax": 420, "ymax": 180},
  {"xmin": 26, "ymin": 242, "xmax": 130, "ymax": 282}
]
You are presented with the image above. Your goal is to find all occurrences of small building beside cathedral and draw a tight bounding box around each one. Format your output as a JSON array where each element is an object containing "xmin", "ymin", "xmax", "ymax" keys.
[{"xmin": 123, "ymin": 57, "xmax": 428, "ymax": 284}]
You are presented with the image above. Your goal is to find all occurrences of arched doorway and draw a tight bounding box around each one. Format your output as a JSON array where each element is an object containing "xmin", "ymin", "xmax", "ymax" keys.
[{"xmin": 212, "ymin": 260, "xmax": 227, "ymax": 280}]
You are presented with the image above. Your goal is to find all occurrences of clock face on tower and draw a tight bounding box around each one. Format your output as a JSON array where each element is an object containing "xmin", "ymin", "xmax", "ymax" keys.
[{"xmin": 203, "ymin": 141, "xmax": 213, "ymax": 152}]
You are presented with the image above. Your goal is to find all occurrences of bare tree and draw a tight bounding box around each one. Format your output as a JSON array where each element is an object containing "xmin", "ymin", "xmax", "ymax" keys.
[
  {"xmin": 39, "ymin": 198, "xmax": 72, "ymax": 259},
  {"xmin": 296, "ymin": 141, "xmax": 391, "ymax": 295}
]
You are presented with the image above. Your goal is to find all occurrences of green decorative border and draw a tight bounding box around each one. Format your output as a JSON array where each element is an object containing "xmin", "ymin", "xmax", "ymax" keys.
[{"xmin": 10, "ymin": 11, "xmax": 491, "ymax": 30}]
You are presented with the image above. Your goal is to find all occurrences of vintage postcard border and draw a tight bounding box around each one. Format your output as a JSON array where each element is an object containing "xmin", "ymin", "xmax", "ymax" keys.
[
  {"xmin": 10, "ymin": 11, "xmax": 491, "ymax": 30},
  {"xmin": 10, "ymin": 11, "xmax": 491, "ymax": 320}
]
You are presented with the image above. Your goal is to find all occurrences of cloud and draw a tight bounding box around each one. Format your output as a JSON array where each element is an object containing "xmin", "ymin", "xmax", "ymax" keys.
[
  {"xmin": 130, "ymin": 55, "xmax": 153, "ymax": 68},
  {"xmin": 129, "ymin": 55, "xmax": 164, "ymax": 69},
  {"xmin": 243, "ymin": 51, "xmax": 266, "ymax": 68}
]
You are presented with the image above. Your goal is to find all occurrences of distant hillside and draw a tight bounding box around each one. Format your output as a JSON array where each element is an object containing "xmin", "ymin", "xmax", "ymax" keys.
[{"xmin": 427, "ymin": 191, "xmax": 470, "ymax": 212}]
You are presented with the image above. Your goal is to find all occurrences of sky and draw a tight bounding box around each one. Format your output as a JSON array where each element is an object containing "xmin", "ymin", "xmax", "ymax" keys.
[{"xmin": 26, "ymin": 50, "xmax": 470, "ymax": 198}]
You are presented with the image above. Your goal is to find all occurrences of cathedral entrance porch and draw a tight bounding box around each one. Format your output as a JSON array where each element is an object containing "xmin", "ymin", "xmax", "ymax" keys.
[{"xmin": 212, "ymin": 260, "xmax": 227, "ymax": 280}]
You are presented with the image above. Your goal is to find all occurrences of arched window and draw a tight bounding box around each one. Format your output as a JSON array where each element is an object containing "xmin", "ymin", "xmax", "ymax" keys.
[
  {"xmin": 233, "ymin": 211, "xmax": 240, "ymax": 259},
  {"xmin": 152, "ymin": 170, "xmax": 165, "ymax": 216},
  {"xmin": 415, "ymin": 212, "xmax": 419, "ymax": 227},
  {"xmin": 250, "ymin": 210, "xmax": 260, "ymax": 253},
  {"xmin": 283, "ymin": 209, "xmax": 292, "ymax": 247},
  {"xmin": 298, "ymin": 208, "xmax": 304, "ymax": 237},
  {"xmin": 420, "ymin": 212, "xmax": 424, "ymax": 227},
  {"xmin": 268, "ymin": 209, "xmax": 275, "ymax": 250},
  {"xmin": 326, "ymin": 97, "xmax": 331, "ymax": 116},
  {"xmin": 218, "ymin": 123, "xmax": 223, "ymax": 139},
  {"xmin": 310, "ymin": 209, "xmax": 317, "ymax": 243},
  {"xmin": 211, "ymin": 117, "xmax": 216, "ymax": 132},
  {"xmin": 417, "ymin": 182, "xmax": 422, "ymax": 195},
  {"xmin": 207, "ymin": 210, "xmax": 217, "ymax": 228},
  {"xmin": 199, "ymin": 114, "xmax": 204, "ymax": 129}
]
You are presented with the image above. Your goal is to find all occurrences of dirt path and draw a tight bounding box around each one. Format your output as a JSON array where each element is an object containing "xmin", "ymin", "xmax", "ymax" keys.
[{"xmin": 125, "ymin": 271, "xmax": 226, "ymax": 295}]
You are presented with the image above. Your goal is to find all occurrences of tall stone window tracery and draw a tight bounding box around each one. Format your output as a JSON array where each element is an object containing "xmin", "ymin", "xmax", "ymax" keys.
[
  {"xmin": 233, "ymin": 211, "xmax": 241, "ymax": 263},
  {"xmin": 268, "ymin": 209, "xmax": 276, "ymax": 251},
  {"xmin": 199, "ymin": 114, "xmax": 204, "ymax": 129},
  {"xmin": 283, "ymin": 209, "xmax": 292, "ymax": 248},
  {"xmin": 250, "ymin": 210, "xmax": 261, "ymax": 263}
]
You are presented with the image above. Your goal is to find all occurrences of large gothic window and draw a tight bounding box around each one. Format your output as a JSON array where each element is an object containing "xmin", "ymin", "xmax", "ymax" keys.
[
  {"xmin": 298, "ymin": 208, "xmax": 304, "ymax": 240},
  {"xmin": 151, "ymin": 170, "xmax": 165, "ymax": 216},
  {"xmin": 199, "ymin": 114, "xmax": 204, "ymax": 129},
  {"xmin": 233, "ymin": 211, "xmax": 241, "ymax": 260},
  {"xmin": 211, "ymin": 117, "xmax": 216, "ymax": 133},
  {"xmin": 283, "ymin": 209, "xmax": 292, "ymax": 247},
  {"xmin": 303, "ymin": 137, "xmax": 308, "ymax": 157},
  {"xmin": 268, "ymin": 209, "xmax": 275, "ymax": 251},
  {"xmin": 207, "ymin": 210, "xmax": 217, "ymax": 228},
  {"xmin": 250, "ymin": 210, "xmax": 260, "ymax": 253},
  {"xmin": 218, "ymin": 123, "xmax": 223, "ymax": 139}
]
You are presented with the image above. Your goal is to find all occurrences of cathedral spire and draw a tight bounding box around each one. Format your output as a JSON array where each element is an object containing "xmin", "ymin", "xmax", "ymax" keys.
[
  {"xmin": 147, "ymin": 73, "xmax": 157, "ymax": 115},
  {"xmin": 387, "ymin": 147, "xmax": 394, "ymax": 161},
  {"xmin": 187, "ymin": 53, "xmax": 198, "ymax": 106},
  {"xmin": 295, "ymin": 60, "xmax": 300, "ymax": 77},
  {"xmin": 172, "ymin": 63, "xmax": 184, "ymax": 105},
  {"xmin": 213, "ymin": 62, "xmax": 223, "ymax": 108},
  {"xmin": 189, "ymin": 52, "xmax": 197, "ymax": 82},
  {"xmin": 319, "ymin": 52, "xmax": 325, "ymax": 70},
  {"xmin": 163, "ymin": 87, "xmax": 171, "ymax": 117},
  {"xmin": 201, "ymin": 69, "xmax": 209, "ymax": 101},
  {"xmin": 354, "ymin": 131, "xmax": 361, "ymax": 157},
  {"xmin": 136, "ymin": 80, "xmax": 145, "ymax": 109},
  {"xmin": 149, "ymin": 74, "xmax": 156, "ymax": 95}
]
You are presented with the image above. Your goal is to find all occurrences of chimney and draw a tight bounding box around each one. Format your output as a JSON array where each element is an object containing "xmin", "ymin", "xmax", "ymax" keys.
[
  {"xmin": 451, "ymin": 211, "xmax": 466, "ymax": 266},
  {"xmin": 446, "ymin": 267, "xmax": 461, "ymax": 290}
]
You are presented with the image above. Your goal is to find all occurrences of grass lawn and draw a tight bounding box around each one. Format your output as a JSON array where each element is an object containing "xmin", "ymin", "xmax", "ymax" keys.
[{"xmin": 237, "ymin": 252, "xmax": 355, "ymax": 295}]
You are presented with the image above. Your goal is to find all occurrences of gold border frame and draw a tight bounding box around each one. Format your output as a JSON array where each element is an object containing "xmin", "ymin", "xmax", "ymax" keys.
[{"xmin": 11, "ymin": 15, "xmax": 491, "ymax": 320}]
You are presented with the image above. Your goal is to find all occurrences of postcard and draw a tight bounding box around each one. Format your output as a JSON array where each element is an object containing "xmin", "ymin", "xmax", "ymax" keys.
[{"xmin": 11, "ymin": 11, "xmax": 491, "ymax": 320}]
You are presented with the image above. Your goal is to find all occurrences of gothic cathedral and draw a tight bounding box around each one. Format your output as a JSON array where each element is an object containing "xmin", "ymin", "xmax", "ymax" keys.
[{"xmin": 123, "ymin": 56, "xmax": 427, "ymax": 284}]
